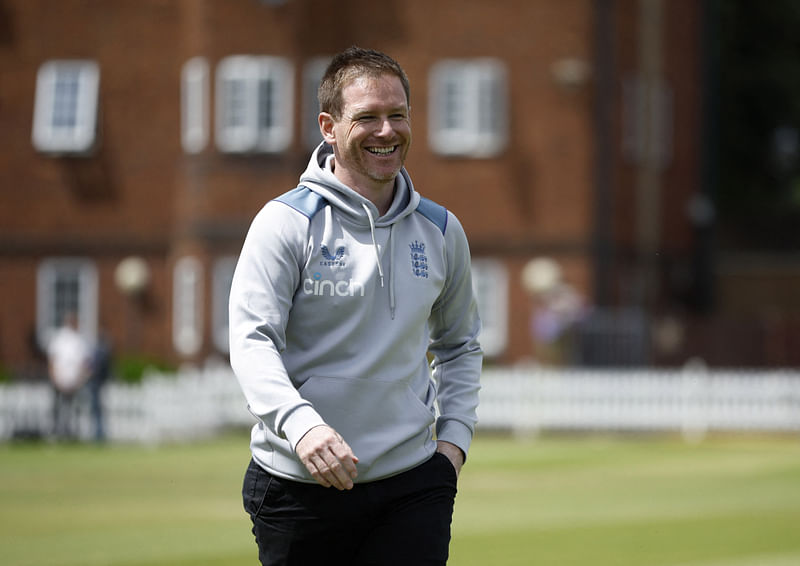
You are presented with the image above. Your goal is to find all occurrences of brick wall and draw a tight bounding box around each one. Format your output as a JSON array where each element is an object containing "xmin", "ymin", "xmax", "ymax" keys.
[{"xmin": 0, "ymin": 0, "xmax": 703, "ymax": 370}]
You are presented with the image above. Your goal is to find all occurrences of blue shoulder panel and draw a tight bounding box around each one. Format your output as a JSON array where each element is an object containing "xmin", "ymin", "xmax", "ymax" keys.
[
  {"xmin": 416, "ymin": 197, "xmax": 448, "ymax": 235},
  {"xmin": 274, "ymin": 185, "xmax": 327, "ymax": 219}
]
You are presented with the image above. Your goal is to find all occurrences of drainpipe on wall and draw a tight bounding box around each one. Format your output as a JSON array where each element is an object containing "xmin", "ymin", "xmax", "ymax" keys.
[
  {"xmin": 592, "ymin": 0, "xmax": 616, "ymax": 308},
  {"xmin": 692, "ymin": 0, "xmax": 718, "ymax": 314},
  {"xmin": 635, "ymin": 0, "xmax": 665, "ymax": 309}
]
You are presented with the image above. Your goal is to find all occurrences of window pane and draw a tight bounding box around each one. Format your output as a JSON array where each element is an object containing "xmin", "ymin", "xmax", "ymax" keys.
[
  {"xmin": 212, "ymin": 257, "xmax": 237, "ymax": 353},
  {"xmin": 32, "ymin": 60, "xmax": 99, "ymax": 153},
  {"xmin": 37, "ymin": 258, "xmax": 97, "ymax": 348},
  {"xmin": 443, "ymin": 77, "xmax": 462, "ymax": 130},
  {"xmin": 173, "ymin": 257, "xmax": 203, "ymax": 356},
  {"xmin": 471, "ymin": 259, "xmax": 508, "ymax": 357},
  {"xmin": 477, "ymin": 74, "xmax": 493, "ymax": 133},
  {"xmin": 52, "ymin": 69, "xmax": 80, "ymax": 128},
  {"xmin": 224, "ymin": 79, "xmax": 248, "ymax": 128},
  {"xmin": 181, "ymin": 57, "xmax": 209, "ymax": 153},
  {"xmin": 258, "ymin": 78, "xmax": 274, "ymax": 130},
  {"xmin": 54, "ymin": 269, "xmax": 81, "ymax": 326},
  {"xmin": 303, "ymin": 57, "xmax": 331, "ymax": 150},
  {"xmin": 215, "ymin": 56, "xmax": 293, "ymax": 153},
  {"xmin": 429, "ymin": 59, "xmax": 507, "ymax": 157}
]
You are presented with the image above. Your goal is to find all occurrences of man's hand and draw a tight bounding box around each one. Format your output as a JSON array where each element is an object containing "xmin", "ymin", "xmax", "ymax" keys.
[
  {"xmin": 436, "ymin": 440, "xmax": 464, "ymax": 478},
  {"xmin": 295, "ymin": 425, "xmax": 359, "ymax": 490}
]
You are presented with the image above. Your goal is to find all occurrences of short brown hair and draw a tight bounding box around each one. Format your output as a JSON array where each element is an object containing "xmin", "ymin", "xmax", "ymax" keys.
[{"xmin": 318, "ymin": 46, "xmax": 410, "ymax": 120}]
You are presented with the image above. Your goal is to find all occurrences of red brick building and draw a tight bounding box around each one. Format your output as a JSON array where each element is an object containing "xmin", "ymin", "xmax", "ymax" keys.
[{"xmin": 1, "ymin": 0, "xmax": 717, "ymax": 377}]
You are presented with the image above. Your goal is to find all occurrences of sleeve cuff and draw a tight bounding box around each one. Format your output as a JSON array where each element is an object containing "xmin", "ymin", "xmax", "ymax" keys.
[
  {"xmin": 281, "ymin": 404, "xmax": 327, "ymax": 451},
  {"xmin": 435, "ymin": 419, "xmax": 474, "ymax": 460}
]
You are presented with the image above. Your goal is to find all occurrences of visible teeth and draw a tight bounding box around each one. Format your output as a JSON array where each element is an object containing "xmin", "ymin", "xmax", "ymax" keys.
[{"xmin": 367, "ymin": 146, "xmax": 396, "ymax": 155}]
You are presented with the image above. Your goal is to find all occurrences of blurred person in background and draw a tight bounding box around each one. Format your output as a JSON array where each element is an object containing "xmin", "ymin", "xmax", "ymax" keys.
[
  {"xmin": 88, "ymin": 328, "xmax": 113, "ymax": 443},
  {"xmin": 47, "ymin": 311, "xmax": 90, "ymax": 440},
  {"xmin": 229, "ymin": 46, "xmax": 482, "ymax": 566},
  {"xmin": 523, "ymin": 257, "xmax": 586, "ymax": 366}
]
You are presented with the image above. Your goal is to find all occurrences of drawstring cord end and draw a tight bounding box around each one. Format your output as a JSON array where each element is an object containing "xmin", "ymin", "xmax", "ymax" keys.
[{"xmin": 362, "ymin": 202, "xmax": 395, "ymax": 318}]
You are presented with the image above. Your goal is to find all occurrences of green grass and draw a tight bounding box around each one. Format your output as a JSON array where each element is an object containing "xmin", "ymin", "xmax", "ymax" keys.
[{"xmin": 1, "ymin": 433, "xmax": 799, "ymax": 565}]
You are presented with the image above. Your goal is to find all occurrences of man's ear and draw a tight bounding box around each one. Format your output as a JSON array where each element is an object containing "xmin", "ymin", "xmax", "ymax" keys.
[{"xmin": 319, "ymin": 112, "xmax": 336, "ymax": 144}]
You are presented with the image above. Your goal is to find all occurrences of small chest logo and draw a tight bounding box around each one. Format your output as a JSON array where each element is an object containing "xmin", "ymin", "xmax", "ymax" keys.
[
  {"xmin": 320, "ymin": 245, "xmax": 346, "ymax": 267},
  {"xmin": 409, "ymin": 240, "xmax": 428, "ymax": 278}
]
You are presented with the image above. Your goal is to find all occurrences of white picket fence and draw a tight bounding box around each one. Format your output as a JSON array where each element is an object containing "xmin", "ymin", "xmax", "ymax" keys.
[
  {"xmin": 2, "ymin": 366, "xmax": 800, "ymax": 443},
  {"xmin": 0, "ymin": 365, "xmax": 255, "ymax": 444},
  {"xmin": 478, "ymin": 367, "xmax": 800, "ymax": 438}
]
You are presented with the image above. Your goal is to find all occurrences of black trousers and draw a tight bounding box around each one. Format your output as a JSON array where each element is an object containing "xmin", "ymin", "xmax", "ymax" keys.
[{"xmin": 242, "ymin": 453, "xmax": 458, "ymax": 566}]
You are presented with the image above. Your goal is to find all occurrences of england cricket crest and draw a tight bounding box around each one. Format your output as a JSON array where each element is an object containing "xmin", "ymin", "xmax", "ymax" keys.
[{"xmin": 409, "ymin": 240, "xmax": 428, "ymax": 278}]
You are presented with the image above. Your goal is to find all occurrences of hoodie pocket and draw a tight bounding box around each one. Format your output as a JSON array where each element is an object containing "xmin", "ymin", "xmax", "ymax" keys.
[{"xmin": 297, "ymin": 375, "xmax": 435, "ymax": 470}]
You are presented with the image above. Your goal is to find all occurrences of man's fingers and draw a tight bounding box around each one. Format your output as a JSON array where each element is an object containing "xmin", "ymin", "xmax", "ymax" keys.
[
  {"xmin": 296, "ymin": 425, "xmax": 359, "ymax": 490},
  {"xmin": 330, "ymin": 437, "xmax": 359, "ymax": 478},
  {"xmin": 307, "ymin": 454, "xmax": 333, "ymax": 487},
  {"xmin": 324, "ymin": 447, "xmax": 357, "ymax": 490},
  {"xmin": 308, "ymin": 451, "xmax": 350, "ymax": 490}
]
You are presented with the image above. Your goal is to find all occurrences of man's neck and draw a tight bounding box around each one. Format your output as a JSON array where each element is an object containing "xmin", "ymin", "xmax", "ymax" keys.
[{"xmin": 331, "ymin": 160, "xmax": 396, "ymax": 216}]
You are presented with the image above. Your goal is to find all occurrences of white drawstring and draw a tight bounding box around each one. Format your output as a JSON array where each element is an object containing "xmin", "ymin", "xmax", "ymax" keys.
[
  {"xmin": 388, "ymin": 225, "xmax": 396, "ymax": 320},
  {"xmin": 362, "ymin": 203, "xmax": 385, "ymax": 288}
]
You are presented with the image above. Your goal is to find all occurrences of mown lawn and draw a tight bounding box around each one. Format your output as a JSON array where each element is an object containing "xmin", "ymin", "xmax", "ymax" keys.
[{"xmin": 1, "ymin": 433, "xmax": 799, "ymax": 565}]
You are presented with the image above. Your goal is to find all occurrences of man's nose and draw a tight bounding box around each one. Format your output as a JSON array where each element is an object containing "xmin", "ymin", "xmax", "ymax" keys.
[{"xmin": 375, "ymin": 118, "xmax": 394, "ymax": 136}]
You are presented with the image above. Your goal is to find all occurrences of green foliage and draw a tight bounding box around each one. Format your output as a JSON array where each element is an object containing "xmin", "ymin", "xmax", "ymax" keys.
[
  {"xmin": 0, "ymin": 363, "xmax": 11, "ymax": 383},
  {"xmin": 114, "ymin": 356, "xmax": 175, "ymax": 384}
]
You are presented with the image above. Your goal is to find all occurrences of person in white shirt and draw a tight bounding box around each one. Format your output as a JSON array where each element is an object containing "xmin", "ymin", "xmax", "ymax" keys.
[{"xmin": 47, "ymin": 311, "xmax": 90, "ymax": 440}]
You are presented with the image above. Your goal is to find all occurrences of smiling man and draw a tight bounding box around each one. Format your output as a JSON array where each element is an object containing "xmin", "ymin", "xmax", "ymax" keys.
[
  {"xmin": 230, "ymin": 47, "xmax": 482, "ymax": 566},
  {"xmin": 319, "ymin": 67, "xmax": 411, "ymax": 213}
]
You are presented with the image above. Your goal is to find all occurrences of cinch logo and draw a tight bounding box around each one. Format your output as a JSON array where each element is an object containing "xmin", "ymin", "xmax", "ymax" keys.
[{"xmin": 303, "ymin": 272, "xmax": 365, "ymax": 297}]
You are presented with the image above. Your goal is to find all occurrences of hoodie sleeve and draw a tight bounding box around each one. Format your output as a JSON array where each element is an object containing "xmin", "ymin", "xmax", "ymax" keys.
[
  {"xmin": 229, "ymin": 201, "xmax": 327, "ymax": 450},
  {"xmin": 428, "ymin": 212, "xmax": 483, "ymax": 459}
]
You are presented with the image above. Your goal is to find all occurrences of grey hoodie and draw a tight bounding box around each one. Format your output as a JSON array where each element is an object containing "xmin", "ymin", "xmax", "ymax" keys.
[{"xmin": 229, "ymin": 143, "xmax": 482, "ymax": 483}]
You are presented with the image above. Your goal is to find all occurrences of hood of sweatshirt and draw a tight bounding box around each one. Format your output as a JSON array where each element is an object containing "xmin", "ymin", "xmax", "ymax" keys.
[{"xmin": 298, "ymin": 142, "xmax": 421, "ymax": 227}]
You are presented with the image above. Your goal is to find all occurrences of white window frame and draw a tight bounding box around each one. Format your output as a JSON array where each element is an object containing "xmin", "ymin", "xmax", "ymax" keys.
[
  {"xmin": 302, "ymin": 56, "xmax": 331, "ymax": 151},
  {"xmin": 471, "ymin": 259, "xmax": 509, "ymax": 358},
  {"xmin": 212, "ymin": 256, "xmax": 237, "ymax": 354},
  {"xmin": 32, "ymin": 60, "xmax": 100, "ymax": 154},
  {"xmin": 428, "ymin": 59, "xmax": 508, "ymax": 158},
  {"xmin": 173, "ymin": 256, "xmax": 203, "ymax": 356},
  {"xmin": 36, "ymin": 258, "xmax": 98, "ymax": 349},
  {"xmin": 181, "ymin": 57, "xmax": 210, "ymax": 154},
  {"xmin": 215, "ymin": 56, "xmax": 294, "ymax": 153}
]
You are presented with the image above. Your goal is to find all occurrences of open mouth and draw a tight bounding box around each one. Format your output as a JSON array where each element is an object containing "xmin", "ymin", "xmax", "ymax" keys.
[{"xmin": 366, "ymin": 145, "xmax": 398, "ymax": 156}]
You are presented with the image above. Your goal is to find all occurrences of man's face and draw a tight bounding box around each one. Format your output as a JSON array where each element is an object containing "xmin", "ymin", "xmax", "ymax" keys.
[{"xmin": 320, "ymin": 73, "xmax": 411, "ymax": 194}]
